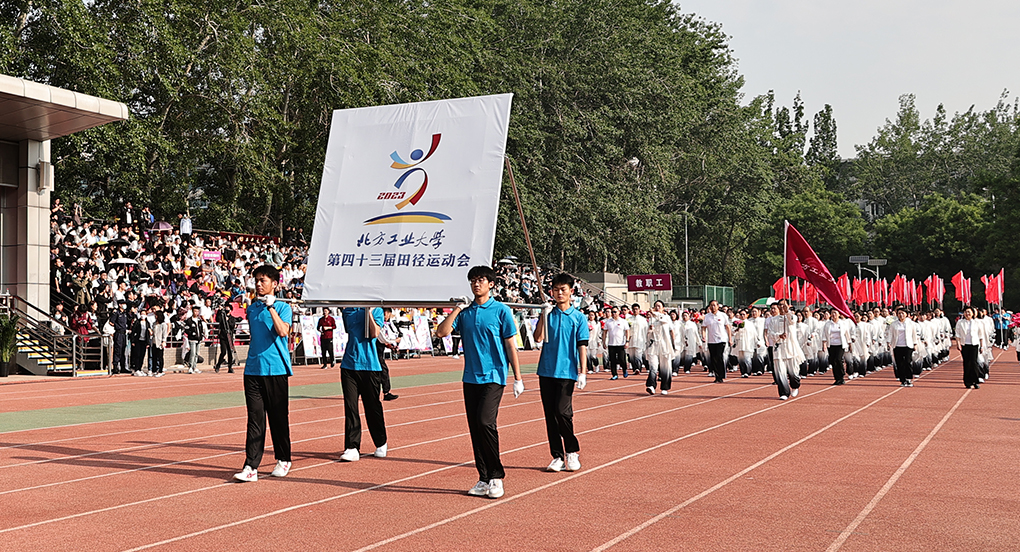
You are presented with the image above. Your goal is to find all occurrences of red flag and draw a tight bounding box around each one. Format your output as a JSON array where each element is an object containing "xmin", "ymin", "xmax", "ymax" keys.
[
  {"xmin": 804, "ymin": 282, "xmax": 817, "ymax": 305},
  {"xmin": 998, "ymin": 268, "xmax": 1005, "ymax": 304},
  {"xmin": 982, "ymin": 274, "xmax": 992, "ymax": 304},
  {"xmin": 773, "ymin": 277, "xmax": 787, "ymax": 300},
  {"xmin": 916, "ymin": 282, "xmax": 924, "ymax": 306},
  {"xmin": 784, "ymin": 221, "xmax": 853, "ymax": 318},
  {"xmin": 952, "ymin": 271, "xmax": 965, "ymax": 303}
]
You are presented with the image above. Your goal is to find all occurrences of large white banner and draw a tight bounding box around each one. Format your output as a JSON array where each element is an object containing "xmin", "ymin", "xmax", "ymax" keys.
[{"xmin": 304, "ymin": 94, "xmax": 514, "ymax": 303}]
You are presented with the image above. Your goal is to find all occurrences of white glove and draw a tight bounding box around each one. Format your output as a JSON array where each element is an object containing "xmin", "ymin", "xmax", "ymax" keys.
[
  {"xmin": 454, "ymin": 295, "xmax": 471, "ymax": 309},
  {"xmin": 542, "ymin": 302, "xmax": 554, "ymax": 316},
  {"xmin": 576, "ymin": 373, "xmax": 587, "ymax": 390},
  {"xmin": 262, "ymin": 295, "xmax": 276, "ymax": 307},
  {"xmin": 513, "ymin": 379, "xmax": 524, "ymax": 398}
]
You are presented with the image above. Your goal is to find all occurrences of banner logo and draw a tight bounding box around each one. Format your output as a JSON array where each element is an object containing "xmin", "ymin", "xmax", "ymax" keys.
[{"xmin": 365, "ymin": 133, "xmax": 451, "ymax": 225}]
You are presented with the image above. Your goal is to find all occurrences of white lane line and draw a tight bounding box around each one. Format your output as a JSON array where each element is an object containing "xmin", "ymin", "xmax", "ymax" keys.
[
  {"xmin": 589, "ymin": 353, "xmax": 972, "ymax": 552},
  {"xmin": 0, "ymin": 380, "xmax": 692, "ymax": 534},
  {"xmin": 113, "ymin": 382, "xmax": 784, "ymax": 552},
  {"xmin": 825, "ymin": 392, "xmax": 971, "ymax": 551},
  {"xmin": 0, "ymin": 379, "xmax": 650, "ymax": 496},
  {"xmin": 0, "ymin": 384, "xmax": 465, "ymax": 452}
]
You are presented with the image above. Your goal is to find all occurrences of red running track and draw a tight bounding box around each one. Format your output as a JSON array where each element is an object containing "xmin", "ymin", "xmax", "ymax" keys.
[{"xmin": 1, "ymin": 349, "xmax": 1018, "ymax": 551}]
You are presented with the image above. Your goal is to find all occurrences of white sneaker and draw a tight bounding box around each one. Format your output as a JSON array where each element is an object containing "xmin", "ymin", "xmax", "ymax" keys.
[
  {"xmin": 486, "ymin": 478, "xmax": 504, "ymax": 498},
  {"xmin": 661, "ymin": 390, "xmax": 668, "ymax": 395},
  {"xmin": 133, "ymin": 371, "xmax": 144, "ymax": 377},
  {"xmin": 233, "ymin": 465, "xmax": 257, "ymax": 482},
  {"xmin": 270, "ymin": 460, "xmax": 291, "ymax": 477},
  {"xmin": 154, "ymin": 372, "xmax": 163, "ymax": 378},
  {"xmin": 646, "ymin": 386, "xmax": 655, "ymax": 395},
  {"xmin": 791, "ymin": 388, "xmax": 799, "ymax": 398},
  {"xmin": 780, "ymin": 395, "xmax": 788, "ymax": 401},
  {"xmin": 340, "ymin": 448, "xmax": 360, "ymax": 462},
  {"xmin": 467, "ymin": 480, "xmax": 489, "ymax": 496},
  {"xmin": 565, "ymin": 452, "xmax": 581, "ymax": 471},
  {"xmin": 374, "ymin": 444, "xmax": 387, "ymax": 458},
  {"xmin": 547, "ymin": 457, "xmax": 565, "ymax": 472}
]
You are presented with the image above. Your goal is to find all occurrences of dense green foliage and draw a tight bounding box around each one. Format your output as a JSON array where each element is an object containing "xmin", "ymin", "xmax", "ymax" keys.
[{"xmin": 3, "ymin": 1, "xmax": 1019, "ymax": 306}]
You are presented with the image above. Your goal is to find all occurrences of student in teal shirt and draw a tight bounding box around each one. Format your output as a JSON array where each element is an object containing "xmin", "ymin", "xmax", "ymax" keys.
[
  {"xmin": 534, "ymin": 273, "xmax": 588, "ymax": 473},
  {"xmin": 234, "ymin": 265, "xmax": 293, "ymax": 483},
  {"xmin": 436, "ymin": 266, "xmax": 523, "ymax": 500},
  {"xmin": 338, "ymin": 307, "xmax": 388, "ymax": 462}
]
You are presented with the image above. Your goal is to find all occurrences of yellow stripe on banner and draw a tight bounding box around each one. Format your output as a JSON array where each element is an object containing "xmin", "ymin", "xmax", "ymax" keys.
[{"xmin": 365, "ymin": 215, "xmax": 446, "ymax": 225}]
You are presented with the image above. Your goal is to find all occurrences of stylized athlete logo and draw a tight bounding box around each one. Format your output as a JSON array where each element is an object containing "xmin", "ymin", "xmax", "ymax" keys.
[{"xmin": 364, "ymin": 133, "xmax": 452, "ymax": 225}]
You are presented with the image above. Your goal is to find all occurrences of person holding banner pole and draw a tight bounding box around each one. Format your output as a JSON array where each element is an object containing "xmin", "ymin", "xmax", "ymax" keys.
[
  {"xmin": 436, "ymin": 265, "xmax": 523, "ymax": 499},
  {"xmin": 234, "ymin": 265, "xmax": 293, "ymax": 482},
  {"xmin": 533, "ymin": 273, "xmax": 588, "ymax": 472},
  {"xmin": 701, "ymin": 300, "xmax": 731, "ymax": 383},
  {"xmin": 338, "ymin": 306, "xmax": 389, "ymax": 462}
]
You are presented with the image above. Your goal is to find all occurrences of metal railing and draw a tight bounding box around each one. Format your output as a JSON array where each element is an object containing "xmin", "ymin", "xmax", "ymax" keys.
[{"xmin": 0, "ymin": 293, "xmax": 102, "ymax": 375}]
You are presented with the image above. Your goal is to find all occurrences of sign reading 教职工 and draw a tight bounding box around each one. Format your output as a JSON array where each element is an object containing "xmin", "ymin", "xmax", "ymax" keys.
[{"xmin": 303, "ymin": 94, "xmax": 513, "ymax": 303}]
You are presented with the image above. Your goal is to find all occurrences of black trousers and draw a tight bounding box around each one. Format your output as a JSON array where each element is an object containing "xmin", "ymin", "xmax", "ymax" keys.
[
  {"xmin": 463, "ymin": 382, "xmax": 505, "ymax": 481},
  {"xmin": 828, "ymin": 345, "xmax": 845, "ymax": 383},
  {"xmin": 539, "ymin": 377, "xmax": 579, "ymax": 460},
  {"xmin": 961, "ymin": 344, "xmax": 980, "ymax": 387},
  {"xmin": 321, "ymin": 337, "xmax": 335, "ymax": 366},
  {"xmin": 130, "ymin": 340, "xmax": 147, "ymax": 372},
  {"xmin": 341, "ymin": 368, "xmax": 387, "ymax": 451},
  {"xmin": 893, "ymin": 346, "xmax": 914, "ymax": 383},
  {"xmin": 707, "ymin": 342, "xmax": 726, "ymax": 381},
  {"xmin": 375, "ymin": 341, "xmax": 392, "ymax": 394},
  {"xmin": 607, "ymin": 345, "xmax": 627, "ymax": 377},
  {"xmin": 150, "ymin": 345, "xmax": 164, "ymax": 373},
  {"xmin": 215, "ymin": 337, "xmax": 235, "ymax": 368},
  {"xmin": 113, "ymin": 332, "xmax": 127, "ymax": 372},
  {"xmin": 243, "ymin": 374, "xmax": 291, "ymax": 468}
]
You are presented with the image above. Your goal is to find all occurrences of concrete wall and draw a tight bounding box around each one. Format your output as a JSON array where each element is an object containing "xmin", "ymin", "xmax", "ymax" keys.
[{"xmin": 1, "ymin": 138, "xmax": 50, "ymax": 311}]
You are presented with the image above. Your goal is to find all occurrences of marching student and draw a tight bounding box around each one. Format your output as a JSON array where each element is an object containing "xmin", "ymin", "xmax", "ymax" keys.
[
  {"xmin": 645, "ymin": 300, "xmax": 675, "ymax": 394},
  {"xmin": 822, "ymin": 309, "xmax": 853, "ymax": 385},
  {"xmin": 436, "ymin": 266, "xmax": 523, "ymax": 499},
  {"xmin": 586, "ymin": 311, "xmax": 603, "ymax": 374},
  {"xmin": 955, "ymin": 307, "xmax": 987, "ymax": 389},
  {"xmin": 234, "ymin": 265, "xmax": 293, "ymax": 482},
  {"xmin": 886, "ymin": 306, "xmax": 919, "ymax": 387},
  {"xmin": 338, "ymin": 306, "xmax": 389, "ymax": 462},
  {"xmin": 676, "ymin": 310, "xmax": 701, "ymax": 374},
  {"xmin": 626, "ymin": 303, "xmax": 648, "ymax": 376},
  {"xmin": 765, "ymin": 300, "xmax": 802, "ymax": 400},
  {"xmin": 602, "ymin": 306, "xmax": 629, "ymax": 380},
  {"xmin": 701, "ymin": 300, "xmax": 731, "ymax": 383},
  {"xmin": 534, "ymin": 273, "xmax": 589, "ymax": 472}
]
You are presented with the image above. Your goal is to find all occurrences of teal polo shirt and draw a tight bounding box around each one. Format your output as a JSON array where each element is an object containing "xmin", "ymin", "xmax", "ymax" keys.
[
  {"xmin": 536, "ymin": 306, "xmax": 589, "ymax": 380},
  {"xmin": 244, "ymin": 301, "xmax": 293, "ymax": 376},
  {"xmin": 452, "ymin": 297, "xmax": 518, "ymax": 385},
  {"xmin": 340, "ymin": 307, "xmax": 384, "ymax": 371}
]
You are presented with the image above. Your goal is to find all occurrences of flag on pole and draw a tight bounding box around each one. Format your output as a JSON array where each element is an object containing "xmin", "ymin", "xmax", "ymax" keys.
[
  {"xmin": 952, "ymin": 271, "xmax": 969, "ymax": 305},
  {"xmin": 773, "ymin": 277, "xmax": 787, "ymax": 300},
  {"xmin": 783, "ymin": 221, "xmax": 853, "ymax": 318}
]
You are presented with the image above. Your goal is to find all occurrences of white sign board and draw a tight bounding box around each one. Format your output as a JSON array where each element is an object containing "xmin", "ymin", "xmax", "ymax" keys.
[{"xmin": 304, "ymin": 94, "xmax": 514, "ymax": 303}]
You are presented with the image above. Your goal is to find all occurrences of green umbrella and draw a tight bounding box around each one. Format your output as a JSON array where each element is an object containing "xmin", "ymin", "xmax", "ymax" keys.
[{"xmin": 750, "ymin": 297, "xmax": 776, "ymax": 307}]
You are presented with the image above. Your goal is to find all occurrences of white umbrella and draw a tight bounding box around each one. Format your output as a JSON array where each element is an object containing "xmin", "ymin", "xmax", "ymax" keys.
[{"xmin": 109, "ymin": 257, "xmax": 138, "ymax": 265}]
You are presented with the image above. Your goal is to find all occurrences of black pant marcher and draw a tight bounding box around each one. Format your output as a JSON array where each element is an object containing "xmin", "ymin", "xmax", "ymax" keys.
[
  {"xmin": 828, "ymin": 345, "xmax": 845, "ymax": 383},
  {"xmin": 321, "ymin": 337, "xmax": 335, "ymax": 366},
  {"xmin": 646, "ymin": 356, "xmax": 672, "ymax": 391},
  {"xmin": 539, "ymin": 377, "xmax": 579, "ymax": 460},
  {"xmin": 606, "ymin": 345, "xmax": 627, "ymax": 377},
  {"xmin": 893, "ymin": 346, "xmax": 914, "ymax": 384},
  {"xmin": 463, "ymin": 382, "xmax": 505, "ymax": 481},
  {"xmin": 961, "ymin": 344, "xmax": 980, "ymax": 388},
  {"xmin": 707, "ymin": 342, "xmax": 726, "ymax": 382},
  {"xmin": 375, "ymin": 341, "xmax": 393, "ymax": 395},
  {"xmin": 341, "ymin": 368, "xmax": 387, "ymax": 451},
  {"xmin": 243, "ymin": 374, "xmax": 291, "ymax": 469}
]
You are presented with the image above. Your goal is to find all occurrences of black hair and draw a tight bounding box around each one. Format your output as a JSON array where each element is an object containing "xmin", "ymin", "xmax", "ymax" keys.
[
  {"xmin": 550, "ymin": 273, "xmax": 575, "ymax": 288},
  {"xmin": 252, "ymin": 264, "xmax": 280, "ymax": 281},
  {"xmin": 631, "ymin": 303, "xmax": 640, "ymax": 309},
  {"xmin": 466, "ymin": 265, "xmax": 497, "ymax": 282}
]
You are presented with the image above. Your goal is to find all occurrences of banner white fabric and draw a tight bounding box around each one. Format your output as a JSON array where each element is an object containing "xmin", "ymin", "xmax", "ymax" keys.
[{"xmin": 304, "ymin": 94, "xmax": 514, "ymax": 303}]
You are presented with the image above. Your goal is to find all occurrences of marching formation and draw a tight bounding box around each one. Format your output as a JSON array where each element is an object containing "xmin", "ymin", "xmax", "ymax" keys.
[{"xmin": 232, "ymin": 265, "xmax": 1006, "ymax": 501}]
